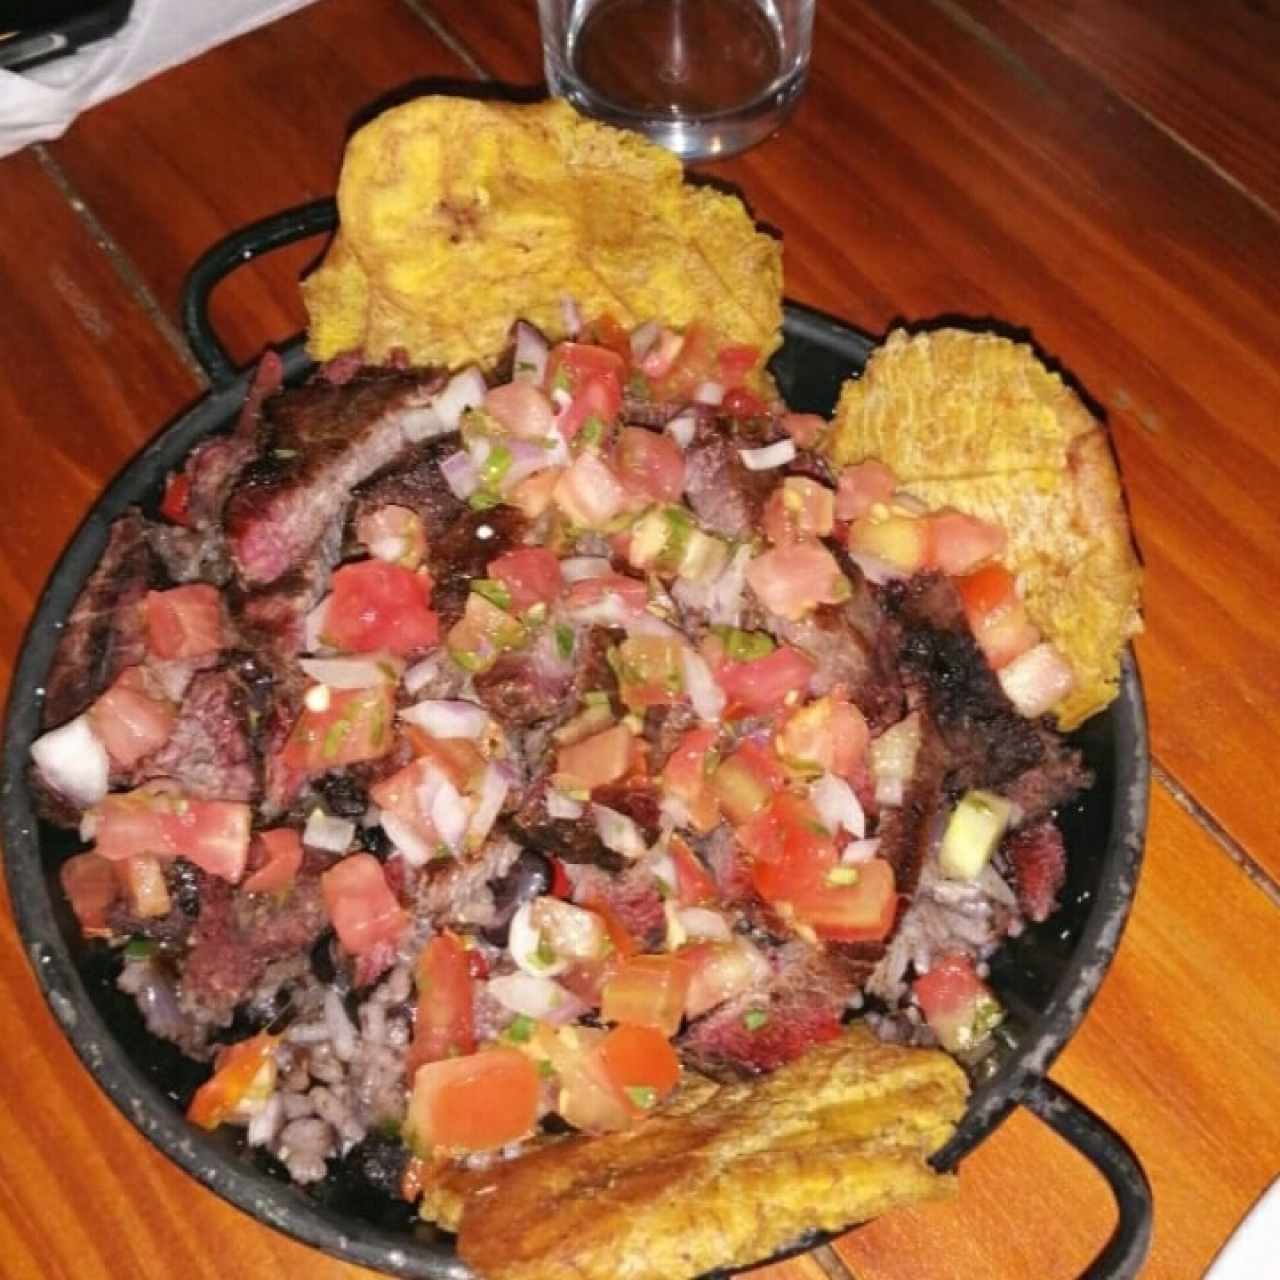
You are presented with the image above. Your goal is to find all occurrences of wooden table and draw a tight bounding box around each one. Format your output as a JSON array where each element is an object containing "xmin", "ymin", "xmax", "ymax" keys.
[{"xmin": 2, "ymin": 2, "xmax": 1278, "ymax": 1277}]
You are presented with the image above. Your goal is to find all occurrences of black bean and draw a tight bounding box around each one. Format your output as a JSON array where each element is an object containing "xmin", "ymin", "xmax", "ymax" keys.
[{"xmin": 481, "ymin": 847, "xmax": 553, "ymax": 946}]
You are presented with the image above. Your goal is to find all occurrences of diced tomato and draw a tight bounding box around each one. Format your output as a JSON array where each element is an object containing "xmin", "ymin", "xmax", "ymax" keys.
[
  {"xmin": 747, "ymin": 542, "xmax": 849, "ymax": 621},
  {"xmin": 579, "ymin": 314, "xmax": 633, "ymax": 367},
  {"xmin": 400, "ymin": 734, "xmax": 487, "ymax": 792},
  {"xmin": 483, "ymin": 381, "xmax": 555, "ymax": 439},
  {"xmin": 563, "ymin": 573, "xmax": 648, "ymax": 616},
  {"xmin": 715, "ymin": 342, "xmax": 760, "ymax": 388},
  {"xmin": 507, "ymin": 466, "xmax": 563, "ymax": 519},
  {"xmin": 160, "ymin": 471, "xmax": 192, "ymax": 526},
  {"xmin": 546, "ymin": 341, "xmax": 626, "ymax": 396},
  {"xmin": 554, "ymin": 450, "xmax": 629, "ymax": 527},
  {"xmin": 715, "ymin": 645, "xmax": 816, "ymax": 718},
  {"xmin": 600, "ymin": 953, "xmax": 691, "ymax": 1038},
  {"xmin": 578, "ymin": 893, "xmax": 640, "ymax": 959},
  {"xmin": 774, "ymin": 694, "xmax": 869, "ymax": 779},
  {"xmin": 144, "ymin": 584, "xmax": 224, "ymax": 660},
  {"xmin": 783, "ymin": 413, "xmax": 826, "ymax": 448},
  {"xmin": 913, "ymin": 951, "xmax": 1004, "ymax": 1053},
  {"xmin": 321, "ymin": 853, "xmax": 406, "ymax": 956},
  {"xmin": 681, "ymin": 939, "xmax": 770, "ymax": 1018},
  {"xmin": 835, "ymin": 460, "xmax": 897, "ymax": 520},
  {"xmin": 720, "ymin": 387, "xmax": 768, "ymax": 419},
  {"xmin": 88, "ymin": 667, "xmax": 176, "ymax": 769},
  {"xmin": 614, "ymin": 635, "xmax": 684, "ymax": 711},
  {"xmin": 59, "ymin": 852, "xmax": 119, "ymax": 935},
  {"xmin": 763, "ymin": 477, "xmax": 836, "ymax": 545},
  {"xmin": 711, "ymin": 740, "xmax": 786, "ymax": 826},
  {"xmin": 324, "ymin": 560, "xmax": 439, "ymax": 656},
  {"xmin": 652, "ymin": 324, "xmax": 717, "ymax": 401},
  {"xmin": 744, "ymin": 793, "xmax": 837, "ymax": 902},
  {"xmin": 357, "ymin": 504, "xmax": 428, "ymax": 570},
  {"xmin": 955, "ymin": 564, "xmax": 1040, "ymax": 669},
  {"xmin": 446, "ymin": 592, "xmax": 526, "ymax": 674},
  {"xmin": 613, "ymin": 426, "xmax": 685, "ymax": 504},
  {"xmin": 789, "ymin": 856, "xmax": 897, "ymax": 942},
  {"xmin": 488, "ymin": 547, "xmax": 563, "ymax": 612},
  {"xmin": 669, "ymin": 834, "xmax": 717, "ymax": 907},
  {"xmin": 550, "ymin": 856, "xmax": 573, "ymax": 900},
  {"xmin": 660, "ymin": 726, "xmax": 721, "ymax": 833},
  {"xmin": 187, "ymin": 1032, "xmax": 278, "ymax": 1130},
  {"xmin": 282, "ymin": 684, "xmax": 395, "ymax": 771},
  {"xmin": 558, "ymin": 373, "xmax": 623, "ymax": 442},
  {"xmin": 557, "ymin": 724, "xmax": 635, "ymax": 791},
  {"xmin": 93, "ymin": 784, "xmax": 251, "ymax": 883},
  {"xmin": 598, "ymin": 1024, "xmax": 680, "ymax": 1113},
  {"xmin": 410, "ymin": 933, "xmax": 475, "ymax": 1070},
  {"xmin": 242, "ymin": 828, "xmax": 303, "ymax": 895},
  {"xmin": 927, "ymin": 509, "xmax": 1007, "ymax": 576},
  {"xmin": 532, "ymin": 1023, "xmax": 632, "ymax": 1133},
  {"xmin": 408, "ymin": 1048, "xmax": 539, "ymax": 1151}
]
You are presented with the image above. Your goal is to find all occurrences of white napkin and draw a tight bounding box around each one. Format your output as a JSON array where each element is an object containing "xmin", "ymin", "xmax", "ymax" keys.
[
  {"xmin": 1204, "ymin": 1175, "xmax": 1280, "ymax": 1279},
  {"xmin": 0, "ymin": 0, "xmax": 317, "ymax": 158}
]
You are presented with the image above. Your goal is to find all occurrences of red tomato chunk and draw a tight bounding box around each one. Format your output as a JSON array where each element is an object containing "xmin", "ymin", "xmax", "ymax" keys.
[
  {"xmin": 321, "ymin": 853, "xmax": 406, "ymax": 956},
  {"xmin": 324, "ymin": 560, "xmax": 439, "ymax": 655},
  {"xmin": 144, "ymin": 584, "xmax": 224, "ymax": 660}
]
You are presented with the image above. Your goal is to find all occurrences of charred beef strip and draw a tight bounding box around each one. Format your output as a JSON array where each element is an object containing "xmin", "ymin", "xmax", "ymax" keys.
[
  {"xmin": 42, "ymin": 510, "xmax": 160, "ymax": 729},
  {"xmin": 428, "ymin": 506, "xmax": 530, "ymax": 628},
  {"xmin": 225, "ymin": 368, "xmax": 445, "ymax": 587},
  {"xmin": 351, "ymin": 432, "xmax": 467, "ymax": 542},
  {"xmin": 138, "ymin": 668, "xmax": 257, "ymax": 802},
  {"xmin": 682, "ymin": 418, "xmax": 775, "ymax": 538}
]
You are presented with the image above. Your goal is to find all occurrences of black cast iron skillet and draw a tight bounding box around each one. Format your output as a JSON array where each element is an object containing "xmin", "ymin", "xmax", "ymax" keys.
[{"xmin": 2, "ymin": 198, "xmax": 1153, "ymax": 1279}]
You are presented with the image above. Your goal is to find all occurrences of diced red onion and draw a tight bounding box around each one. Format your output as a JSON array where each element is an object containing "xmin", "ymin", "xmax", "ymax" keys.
[
  {"xmin": 629, "ymin": 320, "xmax": 660, "ymax": 360},
  {"xmin": 677, "ymin": 907, "xmax": 733, "ymax": 941},
  {"xmin": 502, "ymin": 438, "xmax": 560, "ymax": 490},
  {"xmin": 467, "ymin": 762, "xmax": 509, "ymax": 848},
  {"xmin": 298, "ymin": 655, "xmax": 401, "ymax": 689},
  {"xmin": 592, "ymin": 804, "xmax": 647, "ymax": 859},
  {"xmin": 380, "ymin": 813, "xmax": 435, "ymax": 866},
  {"xmin": 647, "ymin": 849, "xmax": 676, "ymax": 896},
  {"xmin": 563, "ymin": 593, "xmax": 638, "ymax": 629},
  {"xmin": 739, "ymin": 439, "xmax": 796, "ymax": 471},
  {"xmin": 303, "ymin": 597, "xmax": 332, "ymax": 653},
  {"xmin": 487, "ymin": 972, "xmax": 584, "ymax": 1023},
  {"xmin": 31, "ymin": 714, "xmax": 109, "ymax": 808},
  {"xmin": 430, "ymin": 777, "xmax": 469, "ymax": 853},
  {"xmin": 812, "ymin": 772, "xmax": 866, "ymax": 838},
  {"xmin": 401, "ymin": 698, "xmax": 489, "ymax": 740},
  {"xmin": 440, "ymin": 449, "xmax": 479, "ymax": 500},
  {"xmin": 432, "ymin": 366, "xmax": 488, "ymax": 432},
  {"xmin": 403, "ymin": 654, "xmax": 442, "ymax": 696},
  {"xmin": 560, "ymin": 296, "xmax": 583, "ymax": 338},
  {"xmin": 665, "ymin": 413, "xmax": 696, "ymax": 449},
  {"xmin": 681, "ymin": 646, "xmax": 725, "ymax": 722},
  {"xmin": 847, "ymin": 549, "xmax": 905, "ymax": 586},
  {"xmin": 303, "ymin": 809, "xmax": 355, "ymax": 853},
  {"xmin": 694, "ymin": 380, "xmax": 724, "ymax": 406},
  {"xmin": 547, "ymin": 789, "xmax": 585, "ymax": 820},
  {"xmin": 841, "ymin": 837, "xmax": 882, "ymax": 864},
  {"xmin": 512, "ymin": 321, "xmax": 550, "ymax": 385},
  {"xmin": 626, "ymin": 609, "xmax": 684, "ymax": 642},
  {"xmin": 559, "ymin": 556, "xmax": 612, "ymax": 583}
]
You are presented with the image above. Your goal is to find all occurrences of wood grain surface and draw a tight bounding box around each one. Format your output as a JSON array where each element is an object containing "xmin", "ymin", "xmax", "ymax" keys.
[{"xmin": 2, "ymin": 2, "xmax": 1278, "ymax": 1279}]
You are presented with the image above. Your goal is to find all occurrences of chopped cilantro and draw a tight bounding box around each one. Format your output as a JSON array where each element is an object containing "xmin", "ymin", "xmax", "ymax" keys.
[
  {"xmin": 504, "ymin": 1014, "xmax": 536, "ymax": 1043},
  {"xmin": 471, "ymin": 577, "xmax": 512, "ymax": 611},
  {"xmin": 468, "ymin": 490, "xmax": 501, "ymax": 511},
  {"xmin": 536, "ymin": 1058, "xmax": 554, "ymax": 1079},
  {"xmin": 742, "ymin": 1009, "xmax": 769, "ymax": 1031},
  {"xmin": 124, "ymin": 937, "xmax": 155, "ymax": 961},
  {"xmin": 555, "ymin": 623, "xmax": 575, "ymax": 660},
  {"xmin": 580, "ymin": 416, "xmax": 605, "ymax": 447},
  {"xmin": 625, "ymin": 1085, "xmax": 659, "ymax": 1110},
  {"xmin": 713, "ymin": 626, "xmax": 776, "ymax": 662}
]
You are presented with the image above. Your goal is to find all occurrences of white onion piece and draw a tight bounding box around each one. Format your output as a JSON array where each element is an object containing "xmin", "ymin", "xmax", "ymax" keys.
[
  {"xmin": 401, "ymin": 698, "xmax": 489, "ymax": 740},
  {"xmin": 694, "ymin": 380, "xmax": 724, "ymax": 406},
  {"xmin": 487, "ymin": 973, "xmax": 584, "ymax": 1024},
  {"xmin": 380, "ymin": 813, "xmax": 436, "ymax": 866},
  {"xmin": 563, "ymin": 593, "xmax": 638, "ymax": 629},
  {"xmin": 403, "ymin": 654, "xmax": 443, "ymax": 696},
  {"xmin": 677, "ymin": 907, "xmax": 733, "ymax": 941},
  {"xmin": 298, "ymin": 655, "xmax": 401, "ymax": 689},
  {"xmin": 629, "ymin": 320, "xmax": 660, "ymax": 360},
  {"xmin": 812, "ymin": 772, "xmax": 866, "ymax": 839},
  {"xmin": 706, "ymin": 544, "xmax": 752, "ymax": 626},
  {"xmin": 440, "ymin": 449, "xmax": 478, "ymax": 500},
  {"xmin": 547, "ymin": 789, "xmax": 585, "ymax": 820},
  {"xmin": 665, "ymin": 413, "xmax": 696, "ymax": 449},
  {"xmin": 559, "ymin": 556, "xmax": 612, "ymax": 583},
  {"xmin": 657, "ymin": 791, "xmax": 691, "ymax": 831},
  {"xmin": 432, "ymin": 366, "xmax": 488, "ymax": 431},
  {"xmin": 681, "ymin": 646, "xmax": 725, "ymax": 722},
  {"xmin": 560, "ymin": 295, "xmax": 583, "ymax": 338},
  {"xmin": 303, "ymin": 809, "xmax": 355, "ymax": 853},
  {"xmin": 739, "ymin": 439, "xmax": 796, "ymax": 471},
  {"xmin": 998, "ymin": 642, "xmax": 1076, "ymax": 719},
  {"xmin": 430, "ymin": 777, "xmax": 469, "ymax": 853},
  {"xmin": 841, "ymin": 837, "xmax": 882, "ymax": 865},
  {"xmin": 551, "ymin": 386, "xmax": 573, "ymax": 414},
  {"xmin": 31, "ymin": 715, "xmax": 108, "ymax": 808},
  {"xmin": 509, "ymin": 901, "xmax": 568, "ymax": 977},
  {"xmin": 467, "ymin": 762, "xmax": 509, "ymax": 848},
  {"xmin": 512, "ymin": 321, "xmax": 550, "ymax": 385},
  {"xmin": 869, "ymin": 713, "xmax": 922, "ymax": 809},
  {"xmin": 847, "ymin": 549, "xmax": 906, "ymax": 586},
  {"xmin": 400, "ymin": 402, "xmax": 445, "ymax": 444},
  {"xmin": 647, "ymin": 849, "xmax": 677, "ymax": 897},
  {"xmin": 876, "ymin": 778, "xmax": 905, "ymax": 808},
  {"xmin": 627, "ymin": 609, "xmax": 684, "ymax": 642},
  {"xmin": 303, "ymin": 597, "xmax": 332, "ymax": 653},
  {"xmin": 593, "ymin": 804, "xmax": 647, "ymax": 859}
]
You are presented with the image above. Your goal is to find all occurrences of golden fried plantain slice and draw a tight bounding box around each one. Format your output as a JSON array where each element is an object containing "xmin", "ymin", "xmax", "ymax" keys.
[
  {"xmin": 303, "ymin": 98, "xmax": 782, "ymax": 371},
  {"xmin": 420, "ymin": 1027, "xmax": 967, "ymax": 1280},
  {"xmin": 829, "ymin": 328, "xmax": 1142, "ymax": 728}
]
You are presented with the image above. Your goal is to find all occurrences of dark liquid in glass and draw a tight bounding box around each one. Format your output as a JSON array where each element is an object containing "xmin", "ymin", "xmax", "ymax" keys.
[{"xmin": 572, "ymin": 0, "xmax": 783, "ymax": 117}]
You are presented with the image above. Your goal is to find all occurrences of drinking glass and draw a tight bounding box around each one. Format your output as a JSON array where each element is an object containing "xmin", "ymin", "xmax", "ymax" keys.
[{"xmin": 536, "ymin": 0, "xmax": 815, "ymax": 161}]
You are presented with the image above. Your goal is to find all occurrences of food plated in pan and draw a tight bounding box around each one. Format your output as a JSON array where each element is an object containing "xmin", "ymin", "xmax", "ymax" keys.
[{"xmin": 16, "ymin": 98, "xmax": 1142, "ymax": 1280}]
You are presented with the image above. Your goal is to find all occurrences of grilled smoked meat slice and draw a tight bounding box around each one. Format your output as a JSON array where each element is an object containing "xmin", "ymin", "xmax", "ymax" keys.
[{"xmin": 422, "ymin": 1026, "xmax": 966, "ymax": 1280}]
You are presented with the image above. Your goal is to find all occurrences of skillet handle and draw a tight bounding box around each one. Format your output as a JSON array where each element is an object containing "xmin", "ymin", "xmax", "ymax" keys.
[
  {"xmin": 180, "ymin": 197, "xmax": 338, "ymax": 388},
  {"xmin": 1019, "ymin": 1077, "xmax": 1153, "ymax": 1279}
]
